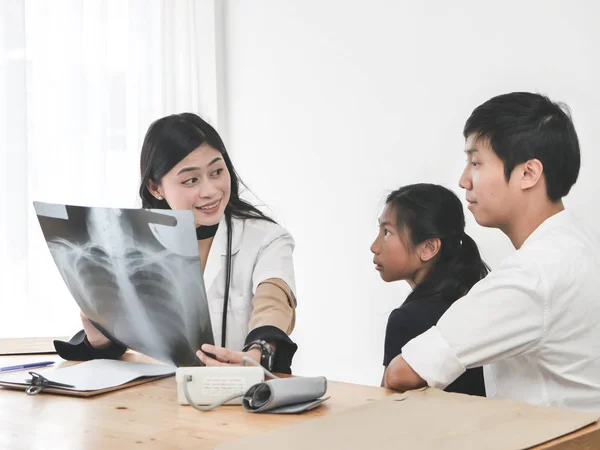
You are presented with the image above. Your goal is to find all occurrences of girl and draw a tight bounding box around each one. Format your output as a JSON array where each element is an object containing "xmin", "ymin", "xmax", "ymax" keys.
[
  {"xmin": 371, "ymin": 183, "xmax": 489, "ymax": 395},
  {"xmin": 56, "ymin": 113, "xmax": 298, "ymax": 373}
]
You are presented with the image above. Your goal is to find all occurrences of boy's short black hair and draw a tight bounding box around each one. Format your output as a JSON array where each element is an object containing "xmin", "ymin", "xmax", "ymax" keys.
[{"xmin": 463, "ymin": 92, "xmax": 580, "ymax": 201}]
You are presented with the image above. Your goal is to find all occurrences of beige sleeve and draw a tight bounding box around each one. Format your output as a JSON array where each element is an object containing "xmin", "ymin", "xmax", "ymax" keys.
[{"xmin": 248, "ymin": 278, "xmax": 296, "ymax": 335}]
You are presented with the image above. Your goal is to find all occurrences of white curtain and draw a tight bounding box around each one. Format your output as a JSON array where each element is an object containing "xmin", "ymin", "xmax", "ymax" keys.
[{"xmin": 0, "ymin": 0, "xmax": 220, "ymax": 338}]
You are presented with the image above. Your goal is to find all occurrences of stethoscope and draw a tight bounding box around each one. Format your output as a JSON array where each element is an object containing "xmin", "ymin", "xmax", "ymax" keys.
[{"xmin": 221, "ymin": 212, "xmax": 233, "ymax": 347}]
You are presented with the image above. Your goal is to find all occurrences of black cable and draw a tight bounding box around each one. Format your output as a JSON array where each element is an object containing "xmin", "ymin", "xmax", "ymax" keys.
[{"xmin": 221, "ymin": 212, "xmax": 233, "ymax": 347}]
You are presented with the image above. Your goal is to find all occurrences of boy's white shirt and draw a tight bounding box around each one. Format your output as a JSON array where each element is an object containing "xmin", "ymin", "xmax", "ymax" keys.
[{"xmin": 402, "ymin": 210, "xmax": 600, "ymax": 411}]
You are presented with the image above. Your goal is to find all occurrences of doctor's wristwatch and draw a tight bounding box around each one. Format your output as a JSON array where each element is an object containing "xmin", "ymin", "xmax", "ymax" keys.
[{"xmin": 242, "ymin": 340, "xmax": 274, "ymax": 371}]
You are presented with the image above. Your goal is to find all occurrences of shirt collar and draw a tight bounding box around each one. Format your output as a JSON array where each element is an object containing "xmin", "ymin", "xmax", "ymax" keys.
[
  {"xmin": 521, "ymin": 209, "xmax": 570, "ymax": 248},
  {"xmin": 211, "ymin": 214, "xmax": 244, "ymax": 256}
]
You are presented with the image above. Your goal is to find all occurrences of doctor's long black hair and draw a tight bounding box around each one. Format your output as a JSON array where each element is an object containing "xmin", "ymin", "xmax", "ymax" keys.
[
  {"xmin": 387, "ymin": 183, "xmax": 490, "ymax": 304},
  {"xmin": 138, "ymin": 112, "xmax": 275, "ymax": 224}
]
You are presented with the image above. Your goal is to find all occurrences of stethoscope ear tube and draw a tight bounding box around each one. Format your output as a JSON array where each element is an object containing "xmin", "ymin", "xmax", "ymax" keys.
[{"xmin": 221, "ymin": 212, "xmax": 233, "ymax": 347}]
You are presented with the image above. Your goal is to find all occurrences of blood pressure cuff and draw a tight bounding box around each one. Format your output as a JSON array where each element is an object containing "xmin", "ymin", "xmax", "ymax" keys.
[{"xmin": 242, "ymin": 376, "xmax": 329, "ymax": 414}]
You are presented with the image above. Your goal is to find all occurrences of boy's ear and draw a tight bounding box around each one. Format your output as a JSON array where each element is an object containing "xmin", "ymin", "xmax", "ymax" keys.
[
  {"xmin": 419, "ymin": 238, "xmax": 441, "ymax": 262},
  {"xmin": 518, "ymin": 158, "xmax": 544, "ymax": 191},
  {"xmin": 147, "ymin": 180, "xmax": 164, "ymax": 200}
]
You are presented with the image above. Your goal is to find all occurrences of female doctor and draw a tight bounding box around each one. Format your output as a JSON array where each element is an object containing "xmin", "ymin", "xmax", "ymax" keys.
[{"xmin": 55, "ymin": 113, "xmax": 298, "ymax": 373}]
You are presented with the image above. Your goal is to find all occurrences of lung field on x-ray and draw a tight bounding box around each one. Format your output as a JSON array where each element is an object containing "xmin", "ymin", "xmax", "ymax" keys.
[{"xmin": 47, "ymin": 207, "xmax": 212, "ymax": 366}]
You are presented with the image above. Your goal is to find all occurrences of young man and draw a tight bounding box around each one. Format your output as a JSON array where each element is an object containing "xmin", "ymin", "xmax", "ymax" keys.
[{"xmin": 384, "ymin": 92, "xmax": 600, "ymax": 411}]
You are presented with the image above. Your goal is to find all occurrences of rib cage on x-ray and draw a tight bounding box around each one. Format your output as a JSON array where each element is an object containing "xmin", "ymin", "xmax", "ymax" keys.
[{"xmin": 35, "ymin": 203, "xmax": 214, "ymax": 367}]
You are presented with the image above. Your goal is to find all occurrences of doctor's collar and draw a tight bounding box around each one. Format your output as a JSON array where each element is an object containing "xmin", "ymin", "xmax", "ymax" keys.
[{"xmin": 196, "ymin": 223, "xmax": 219, "ymax": 240}]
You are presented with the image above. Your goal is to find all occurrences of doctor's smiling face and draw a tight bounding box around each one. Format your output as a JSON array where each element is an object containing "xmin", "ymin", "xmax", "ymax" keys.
[
  {"xmin": 139, "ymin": 112, "xmax": 276, "ymax": 231},
  {"xmin": 148, "ymin": 145, "xmax": 231, "ymax": 227},
  {"xmin": 138, "ymin": 113, "xmax": 242, "ymax": 228}
]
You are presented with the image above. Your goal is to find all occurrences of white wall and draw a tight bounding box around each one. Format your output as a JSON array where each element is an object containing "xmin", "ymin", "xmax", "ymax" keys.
[{"xmin": 222, "ymin": 0, "xmax": 600, "ymax": 385}]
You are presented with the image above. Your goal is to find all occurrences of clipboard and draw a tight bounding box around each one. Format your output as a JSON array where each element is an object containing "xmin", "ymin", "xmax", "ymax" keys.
[{"xmin": 0, "ymin": 359, "xmax": 175, "ymax": 397}]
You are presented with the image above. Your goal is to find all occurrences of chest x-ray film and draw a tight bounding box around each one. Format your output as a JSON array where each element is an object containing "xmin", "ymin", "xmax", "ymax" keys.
[{"xmin": 33, "ymin": 202, "xmax": 214, "ymax": 367}]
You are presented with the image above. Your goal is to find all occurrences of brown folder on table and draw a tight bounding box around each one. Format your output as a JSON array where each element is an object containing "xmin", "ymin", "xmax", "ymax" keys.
[
  {"xmin": 0, "ymin": 337, "xmax": 69, "ymax": 355},
  {"xmin": 216, "ymin": 388, "xmax": 599, "ymax": 450},
  {"xmin": 0, "ymin": 359, "xmax": 174, "ymax": 397}
]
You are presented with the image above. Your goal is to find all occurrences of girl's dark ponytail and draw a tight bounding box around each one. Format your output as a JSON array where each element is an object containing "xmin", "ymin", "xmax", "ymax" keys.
[{"xmin": 457, "ymin": 233, "xmax": 490, "ymax": 292}]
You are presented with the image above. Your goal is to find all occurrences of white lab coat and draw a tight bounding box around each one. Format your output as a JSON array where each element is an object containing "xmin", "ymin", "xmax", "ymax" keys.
[{"xmin": 202, "ymin": 215, "xmax": 296, "ymax": 351}]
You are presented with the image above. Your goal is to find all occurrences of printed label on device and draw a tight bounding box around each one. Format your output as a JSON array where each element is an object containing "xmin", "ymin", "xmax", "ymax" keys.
[{"xmin": 202, "ymin": 377, "xmax": 245, "ymax": 396}]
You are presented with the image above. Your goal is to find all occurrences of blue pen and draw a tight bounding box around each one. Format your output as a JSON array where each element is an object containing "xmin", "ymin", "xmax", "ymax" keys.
[{"xmin": 0, "ymin": 361, "xmax": 55, "ymax": 373}]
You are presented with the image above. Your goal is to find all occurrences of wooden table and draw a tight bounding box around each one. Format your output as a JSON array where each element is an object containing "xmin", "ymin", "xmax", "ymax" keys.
[{"xmin": 1, "ymin": 347, "xmax": 600, "ymax": 449}]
